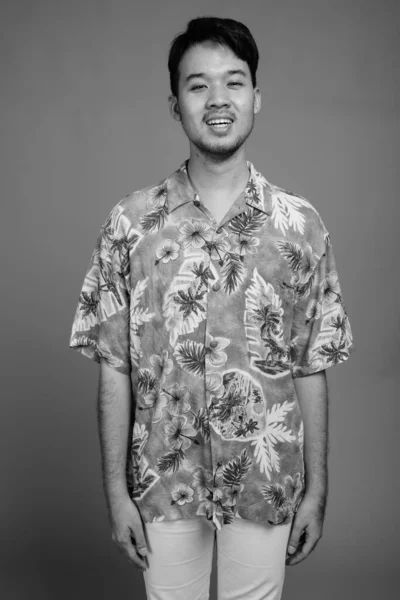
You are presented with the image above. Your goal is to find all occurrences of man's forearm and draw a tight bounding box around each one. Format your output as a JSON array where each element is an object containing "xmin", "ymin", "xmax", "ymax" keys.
[
  {"xmin": 293, "ymin": 370, "xmax": 329, "ymax": 500},
  {"xmin": 97, "ymin": 358, "xmax": 133, "ymax": 506}
]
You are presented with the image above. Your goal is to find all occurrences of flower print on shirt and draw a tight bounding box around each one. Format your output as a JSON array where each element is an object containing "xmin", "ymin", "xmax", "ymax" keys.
[
  {"xmin": 205, "ymin": 333, "xmax": 230, "ymax": 368},
  {"xmin": 171, "ymin": 483, "xmax": 195, "ymax": 506},
  {"xmin": 161, "ymin": 383, "xmax": 191, "ymax": 416},
  {"xmin": 155, "ymin": 239, "xmax": 180, "ymax": 264},
  {"xmin": 176, "ymin": 218, "xmax": 213, "ymax": 249},
  {"xmin": 231, "ymin": 233, "xmax": 260, "ymax": 256}
]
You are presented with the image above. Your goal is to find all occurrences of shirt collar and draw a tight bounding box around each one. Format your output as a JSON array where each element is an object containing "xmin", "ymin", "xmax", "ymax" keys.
[{"xmin": 166, "ymin": 159, "xmax": 273, "ymax": 225}]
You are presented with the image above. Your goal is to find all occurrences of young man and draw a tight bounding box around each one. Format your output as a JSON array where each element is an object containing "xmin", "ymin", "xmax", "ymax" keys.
[{"xmin": 69, "ymin": 17, "xmax": 354, "ymax": 600}]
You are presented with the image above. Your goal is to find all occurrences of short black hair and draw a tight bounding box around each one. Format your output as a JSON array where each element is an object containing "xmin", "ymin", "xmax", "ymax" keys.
[{"xmin": 168, "ymin": 17, "xmax": 259, "ymax": 98}]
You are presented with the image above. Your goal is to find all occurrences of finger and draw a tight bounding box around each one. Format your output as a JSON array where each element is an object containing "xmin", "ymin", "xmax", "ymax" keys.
[
  {"xmin": 123, "ymin": 541, "xmax": 148, "ymax": 571},
  {"xmin": 130, "ymin": 521, "xmax": 149, "ymax": 560},
  {"xmin": 286, "ymin": 530, "xmax": 320, "ymax": 566},
  {"xmin": 286, "ymin": 517, "xmax": 305, "ymax": 556},
  {"xmin": 112, "ymin": 533, "xmax": 148, "ymax": 571}
]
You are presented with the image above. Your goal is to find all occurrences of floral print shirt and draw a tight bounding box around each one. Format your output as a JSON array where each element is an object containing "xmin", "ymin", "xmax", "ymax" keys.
[{"xmin": 69, "ymin": 159, "xmax": 354, "ymax": 531}]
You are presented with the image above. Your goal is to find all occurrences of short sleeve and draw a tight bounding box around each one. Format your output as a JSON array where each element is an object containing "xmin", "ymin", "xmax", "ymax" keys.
[
  {"xmin": 290, "ymin": 232, "xmax": 354, "ymax": 377},
  {"xmin": 69, "ymin": 206, "xmax": 131, "ymax": 375}
]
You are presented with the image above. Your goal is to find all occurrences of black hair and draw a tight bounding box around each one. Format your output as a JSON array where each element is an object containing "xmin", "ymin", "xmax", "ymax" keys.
[{"xmin": 168, "ymin": 17, "xmax": 259, "ymax": 98}]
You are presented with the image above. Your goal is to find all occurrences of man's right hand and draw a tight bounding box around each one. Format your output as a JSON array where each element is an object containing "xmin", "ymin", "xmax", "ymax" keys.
[{"xmin": 108, "ymin": 495, "xmax": 149, "ymax": 572}]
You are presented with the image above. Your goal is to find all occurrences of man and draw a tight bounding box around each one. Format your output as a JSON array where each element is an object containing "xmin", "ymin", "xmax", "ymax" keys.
[{"xmin": 70, "ymin": 16, "xmax": 353, "ymax": 599}]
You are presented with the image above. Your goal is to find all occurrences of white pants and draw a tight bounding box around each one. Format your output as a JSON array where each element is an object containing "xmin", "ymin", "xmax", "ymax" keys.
[{"xmin": 142, "ymin": 517, "xmax": 291, "ymax": 600}]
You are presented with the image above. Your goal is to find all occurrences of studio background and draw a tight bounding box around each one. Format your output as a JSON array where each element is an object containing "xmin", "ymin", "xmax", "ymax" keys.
[{"xmin": 1, "ymin": 1, "xmax": 398, "ymax": 598}]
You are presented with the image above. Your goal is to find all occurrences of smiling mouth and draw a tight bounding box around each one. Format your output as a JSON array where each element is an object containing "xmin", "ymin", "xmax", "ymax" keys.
[{"xmin": 206, "ymin": 119, "xmax": 233, "ymax": 130}]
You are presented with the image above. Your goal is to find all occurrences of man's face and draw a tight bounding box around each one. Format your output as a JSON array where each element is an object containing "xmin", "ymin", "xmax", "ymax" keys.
[{"xmin": 169, "ymin": 41, "xmax": 261, "ymax": 160}]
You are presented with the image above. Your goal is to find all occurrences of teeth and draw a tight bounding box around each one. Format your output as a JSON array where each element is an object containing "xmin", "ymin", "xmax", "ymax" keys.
[{"xmin": 208, "ymin": 120, "xmax": 231, "ymax": 125}]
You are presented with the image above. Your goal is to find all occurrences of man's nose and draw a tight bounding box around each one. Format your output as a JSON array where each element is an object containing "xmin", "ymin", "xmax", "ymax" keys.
[{"xmin": 206, "ymin": 84, "xmax": 231, "ymax": 107}]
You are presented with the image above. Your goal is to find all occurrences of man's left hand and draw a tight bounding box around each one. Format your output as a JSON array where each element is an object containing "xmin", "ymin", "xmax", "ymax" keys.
[{"xmin": 285, "ymin": 493, "xmax": 326, "ymax": 566}]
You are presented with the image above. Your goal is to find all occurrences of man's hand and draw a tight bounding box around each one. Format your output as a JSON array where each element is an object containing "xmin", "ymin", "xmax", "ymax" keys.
[
  {"xmin": 286, "ymin": 493, "xmax": 326, "ymax": 566},
  {"xmin": 109, "ymin": 495, "xmax": 149, "ymax": 572}
]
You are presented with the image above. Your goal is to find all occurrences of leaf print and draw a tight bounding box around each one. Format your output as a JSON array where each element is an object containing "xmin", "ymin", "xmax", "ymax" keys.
[
  {"xmin": 131, "ymin": 422, "xmax": 149, "ymax": 460},
  {"xmin": 79, "ymin": 290, "xmax": 98, "ymax": 318},
  {"xmin": 173, "ymin": 285, "xmax": 207, "ymax": 319},
  {"xmin": 261, "ymin": 483, "xmax": 287, "ymax": 509},
  {"xmin": 144, "ymin": 182, "xmax": 168, "ymax": 210},
  {"xmin": 318, "ymin": 340, "xmax": 350, "ymax": 365},
  {"xmin": 140, "ymin": 202, "xmax": 168, "ymax": 234},
  {"xmin": 129, "ymin": 467, "xmax": 160, "ymax": 500},
  {"xmin": 156, "ymin": 447, "xmax": 185, "ymax": 475},
  {"xmin": 163, "ymin": 250, "xmax": 212, "ymax": 346},
  {"xmin": 229, "ymin": 209, "xmax": 268, "ymax": 238},
  {"xmin": 191, "ymin": 261, "xmax": 215, "ymax": 288},
  {"xmin": 130, "ymin": 278, "xmax": 156, "ymax": 366},
  {"xmin": 245, "ymin": 269, "xmax": 291, "ymax": 377},
  {"xmin": 262, "ymin": 473, "xmax": 304, "ymax": 524},
  {"xmin": 221, "ymin": 252, "xmax": 245, "ymax": 295},
  {"xmin": 276, "ymin": 241, "xmax": 304, "ymax": 272},
  {"xmin": 100, "ymin": 212, "xmax": 114, "ymax": 242},
  {"xmin": 295, "ymin": 272, "xmax": 315, "ymax": 301},
  {"xmin": 193, "ymin": 408, "xmax": 211, "ymax": 441},
  {"xmin": 271, "ymin": 192, "xmax": 309, "ymax": 235},
  {"xmin": 298, "ymin": 421, "xmax": 304, "ymax": 454},
  {"xmin": 250, "ymin": 401, "xmax": 295, "ymax": 479},
  {"xmin": 171, "ymin": 483, "xmax": 195, "ymax": 506},
  {"xmin": 222, "ymin": 505, "xmax": 235, "ymax": 525},
  {"xmin": 222, "ymin": 448, "xmax": 252, "ymax": 488},
  {"xmin": 98, "ymin": 257, "xmax": 123, "ymax": 305},
  {"xmin": 174, "ymin": 340, "xmax": 206, "ymax": 377},
  {"xmin": 131, "ymin": 278, "xmax": 148, "ymax": 309},
  {"xmin": 137, "ymin": 368, "xmax": 157, "ymax": 394}
]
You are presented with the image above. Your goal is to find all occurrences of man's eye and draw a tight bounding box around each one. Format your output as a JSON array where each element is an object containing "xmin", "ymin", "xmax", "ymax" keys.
[
  {"xmin": 229, "ymin": 81, "xmax": 243, "ymax": 87},
  {"xmin": 191, "ymin": 85, "xmax": 206, "ymax": 90}
]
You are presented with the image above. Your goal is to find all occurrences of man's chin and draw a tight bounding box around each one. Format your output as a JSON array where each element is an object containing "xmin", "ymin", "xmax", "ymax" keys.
[{"xmin": 193, "ymin": 138, "xmax": 245, "ymax": 160}]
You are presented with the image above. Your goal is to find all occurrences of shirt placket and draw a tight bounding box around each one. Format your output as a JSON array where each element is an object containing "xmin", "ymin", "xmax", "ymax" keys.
[
  {"xmin": 188, "ymin": 195, "xmax": 236, "ymax": 530},
  {"xmin": 189, "ymin": 186, "xmax": 267, "ymax": 530}
]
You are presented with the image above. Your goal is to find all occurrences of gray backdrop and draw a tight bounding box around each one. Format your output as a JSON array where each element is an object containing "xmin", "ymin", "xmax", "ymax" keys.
[{"xmin": 1, "ymin": 0, "xmax": 398, "ymax": 598}]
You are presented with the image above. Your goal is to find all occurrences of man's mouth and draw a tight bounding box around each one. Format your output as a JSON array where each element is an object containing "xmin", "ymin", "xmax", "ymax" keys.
[{"xmin": 206, "ymin": 118, "xmax": 233, "ymax": 130}]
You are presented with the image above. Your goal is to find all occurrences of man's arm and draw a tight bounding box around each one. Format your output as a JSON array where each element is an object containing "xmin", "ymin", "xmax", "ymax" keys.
[
  {"xmin": 98, "ymin": 358, "xmax": 148, "ymax": 571},
  {"xmin": 286, "ymin": 369, "xmax": 328, "ymax": 566}
]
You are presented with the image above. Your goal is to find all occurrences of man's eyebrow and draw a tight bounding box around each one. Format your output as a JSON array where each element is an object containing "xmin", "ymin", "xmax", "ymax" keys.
[{"xmin": 184, "ymin": 69, "xmax": 248, "ymax": 84}]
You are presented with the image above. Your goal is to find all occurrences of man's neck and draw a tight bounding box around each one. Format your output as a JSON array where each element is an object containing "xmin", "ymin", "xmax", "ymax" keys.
[{"xmin": 187, "ymin": 150, "xmax": 250, "ymax": 197}]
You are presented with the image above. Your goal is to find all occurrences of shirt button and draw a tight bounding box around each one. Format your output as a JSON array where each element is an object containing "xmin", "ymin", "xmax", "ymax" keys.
[
  {"xmin": 216, "ymin": 227, "xmax": 223, "ymax": 234},
  {"xmin": 209, "ymin": 340, "xmax": 218, "ymax": 348},
  {"xmin": 212, "ymin": 283, "xmax": 220, "ymax": 291}
]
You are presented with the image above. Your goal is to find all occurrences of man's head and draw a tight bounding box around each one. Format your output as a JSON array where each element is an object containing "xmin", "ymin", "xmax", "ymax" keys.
[{"xmin": 168, "ymin": 17, "xmax": 261, "ymax": 161}]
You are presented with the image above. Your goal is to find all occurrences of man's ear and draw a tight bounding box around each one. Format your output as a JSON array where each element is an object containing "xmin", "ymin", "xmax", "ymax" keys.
[
  {"xmin": 253, "ymin": 87, "xmax": 261, "ymax": 115},
  {"xmin": 169, "ymin": 95, "xmax": 181, "ymax": 122}
]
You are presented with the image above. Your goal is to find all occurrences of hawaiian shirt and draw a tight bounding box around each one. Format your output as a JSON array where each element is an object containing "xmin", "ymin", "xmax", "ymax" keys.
[{"xmin": 69, "ymin": 159, "xmax": 354, "ymax": 531}]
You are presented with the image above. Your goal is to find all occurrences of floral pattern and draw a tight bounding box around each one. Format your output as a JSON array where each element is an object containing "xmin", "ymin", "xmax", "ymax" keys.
[{"xmin": 69, "ymin": 159, "xmax": 354, "ymax": 531}]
